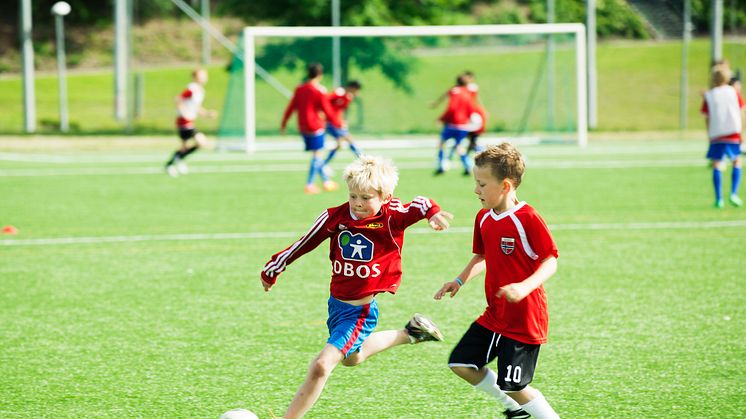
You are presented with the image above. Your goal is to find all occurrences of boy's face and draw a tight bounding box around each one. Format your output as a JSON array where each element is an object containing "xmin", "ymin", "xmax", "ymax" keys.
[
  {"xmin": 347, "ymin": 87, "xmax": 359, "ymax": 97},
  {"xmin": 473, "ymin": 165, "xmax": 512, "ymax": 211},
  {"xmin": 347, "ymin": 187, "xmax": 390, "ymax": 220},
  {"xmin": 195, "ymin": 70, "xmax": 208, "ymax": 85}
]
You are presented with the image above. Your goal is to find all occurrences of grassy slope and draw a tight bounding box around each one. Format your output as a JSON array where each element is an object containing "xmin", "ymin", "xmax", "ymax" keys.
[{"xmin": 0, "ymin": 38, "xmax": 745, "ymax": 135}]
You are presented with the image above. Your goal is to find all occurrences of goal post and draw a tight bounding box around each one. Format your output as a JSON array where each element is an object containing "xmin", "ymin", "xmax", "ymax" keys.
[{"xmin": 240, "ymin": 24, "xmax": 587, "ymax": 152}]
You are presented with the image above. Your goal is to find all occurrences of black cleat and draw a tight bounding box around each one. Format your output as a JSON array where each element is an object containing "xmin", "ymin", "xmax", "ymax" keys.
[
  {"xmin": 405, "ymin": 313, "xmax": 444, "ymax": 343},
  {"xmin": 504, "ymin": 408, "xmax": 531, "ymax": 418},
  {"xmin": 433, "ymin": 168, "xmax": 445, "ymax": 176}
]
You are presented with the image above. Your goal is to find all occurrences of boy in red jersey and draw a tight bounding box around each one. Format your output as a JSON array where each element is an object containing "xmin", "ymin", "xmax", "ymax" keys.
[
  {"xmin": 262, "ymin": 155, "xmax": 453, "ymax": 419},
  {"xmin": 322, "ymin": 80, "xmax": 363, "ymax": 174},
  {"xmin": 164, "ymin": 68, "xmax": 218, "ymax": 177},
  {"xmin": 435, "ymin": 143, "xmax": 560, "ymax": 419},
  {"xmin": 433, "ymin": 75, "xmax": 477, "ymax": 176},
  {"xmin": 281, "ymin": 63, "xmax": 344, "ymax": 194}
]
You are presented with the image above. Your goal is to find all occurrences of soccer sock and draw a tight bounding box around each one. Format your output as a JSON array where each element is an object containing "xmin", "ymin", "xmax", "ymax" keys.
[
  {"xmin": 474, "ymin": 368, "xmax": 522, "ymax": 412},
  {"xmin": 181, "ymin": 145, "xmax": 199, "ymax": 159},
  {"xmin": 519, "ymin": 390, "xmax": 559, "ymax": 419},
  {"xmin": 349, "ymin": 143, "xmax": 361, "ymax": 157},
  {"xmin": 324, "ymin": 148, "xmax": 338, "ymax": 165},
  {"xmin": 713, "ymin": 168, "xmax": 723, "ymax": 201},
  {"xmin": 448, "ymin": 144, "xmax": 458, "ymax": 160},
  {"xmin": 315, "ymin": 157, "xmax": 329, "ymax": 182},
  {"xmin": 437, "ymin": 149, "xmax": 445, "ymax": 170},
  {"xmin": 165, "ymin": 151, "xmax": 182, "ymax": 166},
  {"xmin": 731, "ymin": 166, "xmax": 742, "ymax": 195},
  {"xmin": 306, "ymin": 157, "xmax": 318, "ymax": 185},
  {"xmin": 459, "ymin": 152, "xmax": 471, "ymax": 171}
]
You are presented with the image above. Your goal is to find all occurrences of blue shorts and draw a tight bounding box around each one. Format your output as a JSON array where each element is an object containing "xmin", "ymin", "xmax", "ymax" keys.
[
  {"xmin": 302, "ymin": 132, "xmax": 326, "ymax": 151},
  {"xmin": 326, "ymin": 296, "xmax": 379, "ymax": 357},
  {"xmin": 326, "ymin": 123, "xmax": 349, "ymax": 139},
  {"xmin": 706, "ymin": 143, "xmax": 741, "ymax": 161},
  {"xmin": 440, "ymin": 126, "xmax": 469, "ymax": 145}
]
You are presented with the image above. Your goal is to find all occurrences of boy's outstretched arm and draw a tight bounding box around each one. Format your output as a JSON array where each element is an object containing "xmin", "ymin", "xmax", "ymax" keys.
[
  {"xmin": 434, "ymin": 254, "xmax": 485, "ymax": 300},
  {"xmin": 497, "ymin": 256, "xmax": 557, "ymax": 303},
  {"xmin": 428, "ymin": 211, "xmax": 454, "ymax": 231}
]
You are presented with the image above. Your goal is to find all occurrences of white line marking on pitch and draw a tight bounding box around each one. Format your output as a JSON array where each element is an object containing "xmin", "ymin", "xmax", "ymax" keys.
[{"xmin": 2, "ymin": 220, "xmax": 745, "ymax": 247}]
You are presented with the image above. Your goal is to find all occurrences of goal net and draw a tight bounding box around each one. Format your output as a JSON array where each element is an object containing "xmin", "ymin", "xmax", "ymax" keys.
[{"xmin": 218, "ymin": 24, "xmax": 587, "ymax": 152}]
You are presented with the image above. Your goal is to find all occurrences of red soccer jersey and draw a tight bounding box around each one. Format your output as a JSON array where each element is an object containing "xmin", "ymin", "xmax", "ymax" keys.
[
  {"xmin": 262, "ymin": 197, "xmax": 441, "ymax": 301},
  {"xmin": 281, "ymin": 81, "xmax": 342, "ymax": 134},
  {"xmin": 176, "ymin": 82, "xmax": 205, "ymax": 129},
  {"xmin": 472, "ymin": 202, "xmax": 558, "ymax": 345},
  {"xmin": 327, "ymin": 87, "xmax": 354, "ymax": 125},
  {"xmin": 439, "ymin": 86, "xmax": 476, "ymax": 128}
]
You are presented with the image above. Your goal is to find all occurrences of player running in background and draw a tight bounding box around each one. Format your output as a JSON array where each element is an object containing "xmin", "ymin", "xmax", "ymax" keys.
[
  {"xmin": 446, "ymin": 71, "xmax": 488, "ymax": 162},
  {"xmin": 701, "ymin": 63, "xmax": 745, "ymax": 208},
  {"xmin": 164, "ymin": 68, "xmax": 218, "ymax": 177},
  {"xmin": 281, "ymin": 62, "xmax": 344, "ymax": 194},
  {"xmin": 435, "ymin": 143, "xmax": 560, "ymax": 419},
  {"xmin": 322, "ymin": 80, "xmax": 363, "ymax": 175},
  {"xmin": 432, "ymin": 75, "xmax": 477, "ymax": 176},
  {"xmin": 261, "ymin": 155, "xmax": 453, "ymax": 419}
]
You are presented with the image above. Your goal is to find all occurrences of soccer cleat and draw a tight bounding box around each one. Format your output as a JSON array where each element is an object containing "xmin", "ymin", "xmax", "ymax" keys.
[
  {"xmin": 322, "ymin": 180, "xmax": 339, "ymax": 192},
  {"xmin": 165, "ymin": 164, "xmax": 179, "ymax": 177},
  {"xmin": 405, "ymin": 313, "xmax": 444, "ymax": 343},
  {"xmin": 304, "ymin": 184, "xmax": 321, "ymax": 194},
  {"xmin": 433, "ymin": 168, "xmax": 445, "ymax": 176},
  {"xmin": 504, "ymin": 408, "xmax": 531, "ymax": 418},
  {"xmin": 729, "ymin": 194, "xmax": 743, "ymax": 207},
  {"xmin": 463, "ymin": 168, "xmax": 472, "ymax": 176},
  {"xmin": 176, "ymin": 161, "xmax": 189, "ymax": 175},
  {"xmin": 714, "ymin": 199, "xmax": 724, "ymax": 209}
]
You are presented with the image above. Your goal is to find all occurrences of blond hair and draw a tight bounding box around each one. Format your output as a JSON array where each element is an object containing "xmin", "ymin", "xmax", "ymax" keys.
[
  {"xmin": 710, "ymin": 64, "xmax": 732, "ymax": 88},
  {"xmin": 343, "ymin": 155, "xmax": 399, "ymax": 197},
  {"xmin": 474, "ymin": 142, "xmax": 525, "ymax": 188}
]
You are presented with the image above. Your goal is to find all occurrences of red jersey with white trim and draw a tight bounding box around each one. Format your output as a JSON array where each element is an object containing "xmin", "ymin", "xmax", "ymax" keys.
[
  {"xmin": 327, "ymin": 87, "xmax": 354, "ymax": 126},
  {"xmin": 176, "ymin": 82, "xmax": 205, "ymax": 129},
  {"xmin": 281, "ymin": 81, "xmax": 343, "ymax": 135},
  {"xmin": 472, "ymin": 202, "xmax": 558, "ymax": 345},
  {"xmin": 466, "ymin": 82, "xmax": 487, "ymax": 134},
  {"xmin": 439, "ymin": 86, "xmax": 477, "ymax": 128},
  {"xmin": 262, "ymin": 197, "xmax": 441, "ymax": 300},
  {"xmin": 700, "ymin": 86, "xmax": 745, "ymax": 143}
]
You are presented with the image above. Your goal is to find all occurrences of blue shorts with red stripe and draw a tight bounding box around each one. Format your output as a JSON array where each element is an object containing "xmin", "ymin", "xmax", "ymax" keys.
[
  {"xmin": 706, "ymin": 143, "xmax": 742, "ymax": 161},
  {"xmin": 326, "ymin": 296, "xmax": 379, "ymax": 357}
]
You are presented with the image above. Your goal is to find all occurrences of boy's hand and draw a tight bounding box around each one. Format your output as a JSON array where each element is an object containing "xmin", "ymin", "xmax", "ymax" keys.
[
  {"xmin": 496, "ymin": 282, "xmax": 530, "ymax": 303},
  {"xmin": 260, "ymin": 277, "xmax": 274, "ymax": 292},
  {"xmin": 434, "ymin": 280, "xmax": 461, "ymax": 300},
  {"xmin": 428, "ymin": 211, "xmax": 453, "ymax": 231}
]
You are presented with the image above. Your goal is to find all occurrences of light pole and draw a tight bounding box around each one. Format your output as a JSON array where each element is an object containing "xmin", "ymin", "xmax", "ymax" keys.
[{"xmin": 52, "ymin": 1, "xmax": 71, "ymax": 132}]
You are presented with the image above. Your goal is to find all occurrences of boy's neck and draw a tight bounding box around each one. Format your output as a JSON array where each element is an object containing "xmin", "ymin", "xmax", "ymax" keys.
[{"xmin": 493, "ymin": 193, "xmax": 519, "ymax": 213}]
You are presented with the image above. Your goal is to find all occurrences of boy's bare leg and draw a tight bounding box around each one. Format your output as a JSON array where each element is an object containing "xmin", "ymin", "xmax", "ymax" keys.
[
  {"xmin": 342, "ymin": 329, "xmax": 409, "ymax": 366},
  {"xmin": 284, "ymin": 344, "xmax": 344, "ymax": 419}
]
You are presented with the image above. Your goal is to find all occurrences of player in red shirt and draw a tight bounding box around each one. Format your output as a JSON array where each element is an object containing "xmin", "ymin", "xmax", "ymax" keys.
[
  {"xmin": 322, "ymin": 80, "xmax": 363, "ymax": 174},
  {"xmin": 281, "ymin": 63, "xmax": 344, "ymax": 194},
  {"xmin": 261, "ymin": 155, "xmax": 453, "ymax": 419},
  {"xmin": 435, "ymin": 143, "xmax": 560, "ymax": 419},
  {"xmin": 164, "ymin": 68, "xmax": 218, "ymax": 177},
  {"xmin": 432, "ymin": 75, "xmax": 477, "ymax": 176}
]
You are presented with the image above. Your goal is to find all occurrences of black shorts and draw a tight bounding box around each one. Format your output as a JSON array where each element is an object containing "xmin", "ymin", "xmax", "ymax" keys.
[
  {"xmin": 448, "ymin": 322, "xmax": 540, "ymax": 391},
  {"xmin": 178, "ymin": 128, "xmax": 197, "ymax": 141}
]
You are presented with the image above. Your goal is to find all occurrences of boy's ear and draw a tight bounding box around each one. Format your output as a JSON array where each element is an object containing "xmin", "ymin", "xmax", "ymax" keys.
[
  {"xmin": 502, "ymin": 178, "xmax": 515, "ymax": 191},
  {"xmin": 382, "ymin": 194, "xmax": 392, "ymax": 204}
]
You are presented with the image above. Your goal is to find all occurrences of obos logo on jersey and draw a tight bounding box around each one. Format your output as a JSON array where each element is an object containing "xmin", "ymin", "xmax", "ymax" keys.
[
  {"xmin": 338, "ymin": 231, "xmax": 374, "ymax": 262},
  {"xmin": 500, "ymin": 237, "xmax": 515, "ymax": 255}
]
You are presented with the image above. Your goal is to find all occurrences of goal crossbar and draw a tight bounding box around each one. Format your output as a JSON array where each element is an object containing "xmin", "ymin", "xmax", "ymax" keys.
[{"xmin": 242, "ymin": 24, "xmax": 587, "ymax": 151}]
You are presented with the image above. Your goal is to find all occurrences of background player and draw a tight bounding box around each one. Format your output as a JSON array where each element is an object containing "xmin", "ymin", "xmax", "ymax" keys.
[
  {"xmin": 322, "ymin": 80, "xmax": 363, "ymax": 175},
  {"xmin": 432, "ymin": 75, "xmax": 477, "ymax": 176},
  {"xmin": 281, "ymin": 62, "xmax": 343, "ymax": 194},
  {"xmin": 261, "ymin": 155, "xmax": 453, "ymax": 419},
  {"xmin": 164, "ymin": 68, "xmax": 217, "ymax": 177},
  {"xmin": 434, "ymin": 143, "xmax": 560, "ymax": 419},
  {"xmin": 701, "ymin": 63, "xmax": 745, "ymax": 208}
]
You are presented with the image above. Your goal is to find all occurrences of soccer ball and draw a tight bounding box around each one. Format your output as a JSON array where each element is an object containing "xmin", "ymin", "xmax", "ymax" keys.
[{"xmin": 219, "ymin": 408, "xmax": 258, "ymax": 419}]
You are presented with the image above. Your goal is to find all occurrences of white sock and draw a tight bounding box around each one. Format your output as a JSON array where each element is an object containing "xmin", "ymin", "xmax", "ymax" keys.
[
  {"xmin": 520, "ymin": 390, "xmax": 559, "ymax": 419},
  {"xmin": 474, "ymin": 368, "xmax": 522, "ymax": 411}
]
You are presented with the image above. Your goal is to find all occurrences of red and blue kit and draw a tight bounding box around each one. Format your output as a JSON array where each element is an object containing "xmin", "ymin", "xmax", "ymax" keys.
[
  {"xmin": 176, "ymin": 82, "xmax": 205, "ymax": 130},
  {"xmin": 281, "ymin": 81, "xmax": 342, "ymax": 135},
  {"xmin": 472, "ymin": 202, "xmax": 558, "ymax": 345},
  {"xmin": 262, "ymin": 197, "xmax": 441, "ymax": 300},
  {"xmin": 327, "ymin": 87, "xmax": 354, "ymax": 125},
  {"xmin": 439, "ymin": 86, "xmax": 477, "ymax": 130},
  {"xmin": 701, "ymin": 85, "xmax": 745, "ymax": 144}
]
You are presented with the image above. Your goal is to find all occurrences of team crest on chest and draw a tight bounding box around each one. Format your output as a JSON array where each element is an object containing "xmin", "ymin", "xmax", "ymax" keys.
[
  {"xmin": 500, "ymin": 237, "xmax": 515, "ymax": 255},
  {"xmin": 338, "ymin": 231, "xmax": 374, "ymax": 262}
]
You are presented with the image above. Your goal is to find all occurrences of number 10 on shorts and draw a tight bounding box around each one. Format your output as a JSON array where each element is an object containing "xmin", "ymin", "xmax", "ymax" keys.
[{"xmin": 505, "ymin": 365, "xmax": 522, "ymax": 383}]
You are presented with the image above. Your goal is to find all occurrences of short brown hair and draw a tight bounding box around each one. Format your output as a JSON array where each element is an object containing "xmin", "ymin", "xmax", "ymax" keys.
[
  {"xmin": 711, "ymin": 64, "xmax": 732, "ymax": 88},
  {"xmin": 474, "ymin": 142, "xmax": 525, "ymax": 188}
]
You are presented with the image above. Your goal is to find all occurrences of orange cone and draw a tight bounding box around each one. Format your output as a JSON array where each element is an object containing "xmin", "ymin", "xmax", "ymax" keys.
[{"xmin": 2, "ymin": 225, "xmax": 18, "ymax": 235}]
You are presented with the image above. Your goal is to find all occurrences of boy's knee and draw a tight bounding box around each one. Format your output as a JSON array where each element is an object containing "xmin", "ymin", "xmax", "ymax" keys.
[{"xmin": 308, "ymin": 358, "xmax": 333, "ymax": 379}]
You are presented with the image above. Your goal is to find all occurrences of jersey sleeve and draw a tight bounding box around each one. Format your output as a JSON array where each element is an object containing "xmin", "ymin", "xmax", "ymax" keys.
[
  {"xmin": 472, "ymin": 210, "xmax": 486, "ymax": 255},
  {"xmin": 524, "ymin": 211, "xmax": 558, "ymax": 261},
  {"xmin": 320, "ymin": 92, "xmax": 343, "ymax": 128},
  {"xmin": 700, "ymin": 98, "xmax": 709, "ymax": 115},
  {"xmin": 738, "ymin": 90, "xmax": 745, "ymax": 108},
  {"xmin": 261, "ymin": 210, "xmax": 333, "ymax": 284},
  {"xmin": 281, "ymin": 89, "xmax": 299, "ymax": 129},
  {"xmin": 388, "ymin": 196, "xmax": 442, "ymax": 230},
  {"xmin": 180, "ymin": 88, "xmax": 193, "ymax": 99}
]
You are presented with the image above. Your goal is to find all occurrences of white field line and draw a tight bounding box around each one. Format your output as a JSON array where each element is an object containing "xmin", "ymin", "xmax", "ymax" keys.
[
  {"xmin": 2, "ymin": 220, "xmax": 745, "ymax": 247},
  {"xmin": 0, "ymin": 159, "xmax": 706, "ymax": 177}
]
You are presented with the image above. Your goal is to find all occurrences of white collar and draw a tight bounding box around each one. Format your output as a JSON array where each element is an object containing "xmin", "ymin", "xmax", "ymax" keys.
[{"xmin": 489, "ymin": 201, "xmax": 526, "ymax": 221}]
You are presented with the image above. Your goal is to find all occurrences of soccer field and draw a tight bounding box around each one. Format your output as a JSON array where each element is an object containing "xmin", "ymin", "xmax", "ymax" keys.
[{"xmin": 1, "ymin": 137, "xmax": 744, "ymax": 418}]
